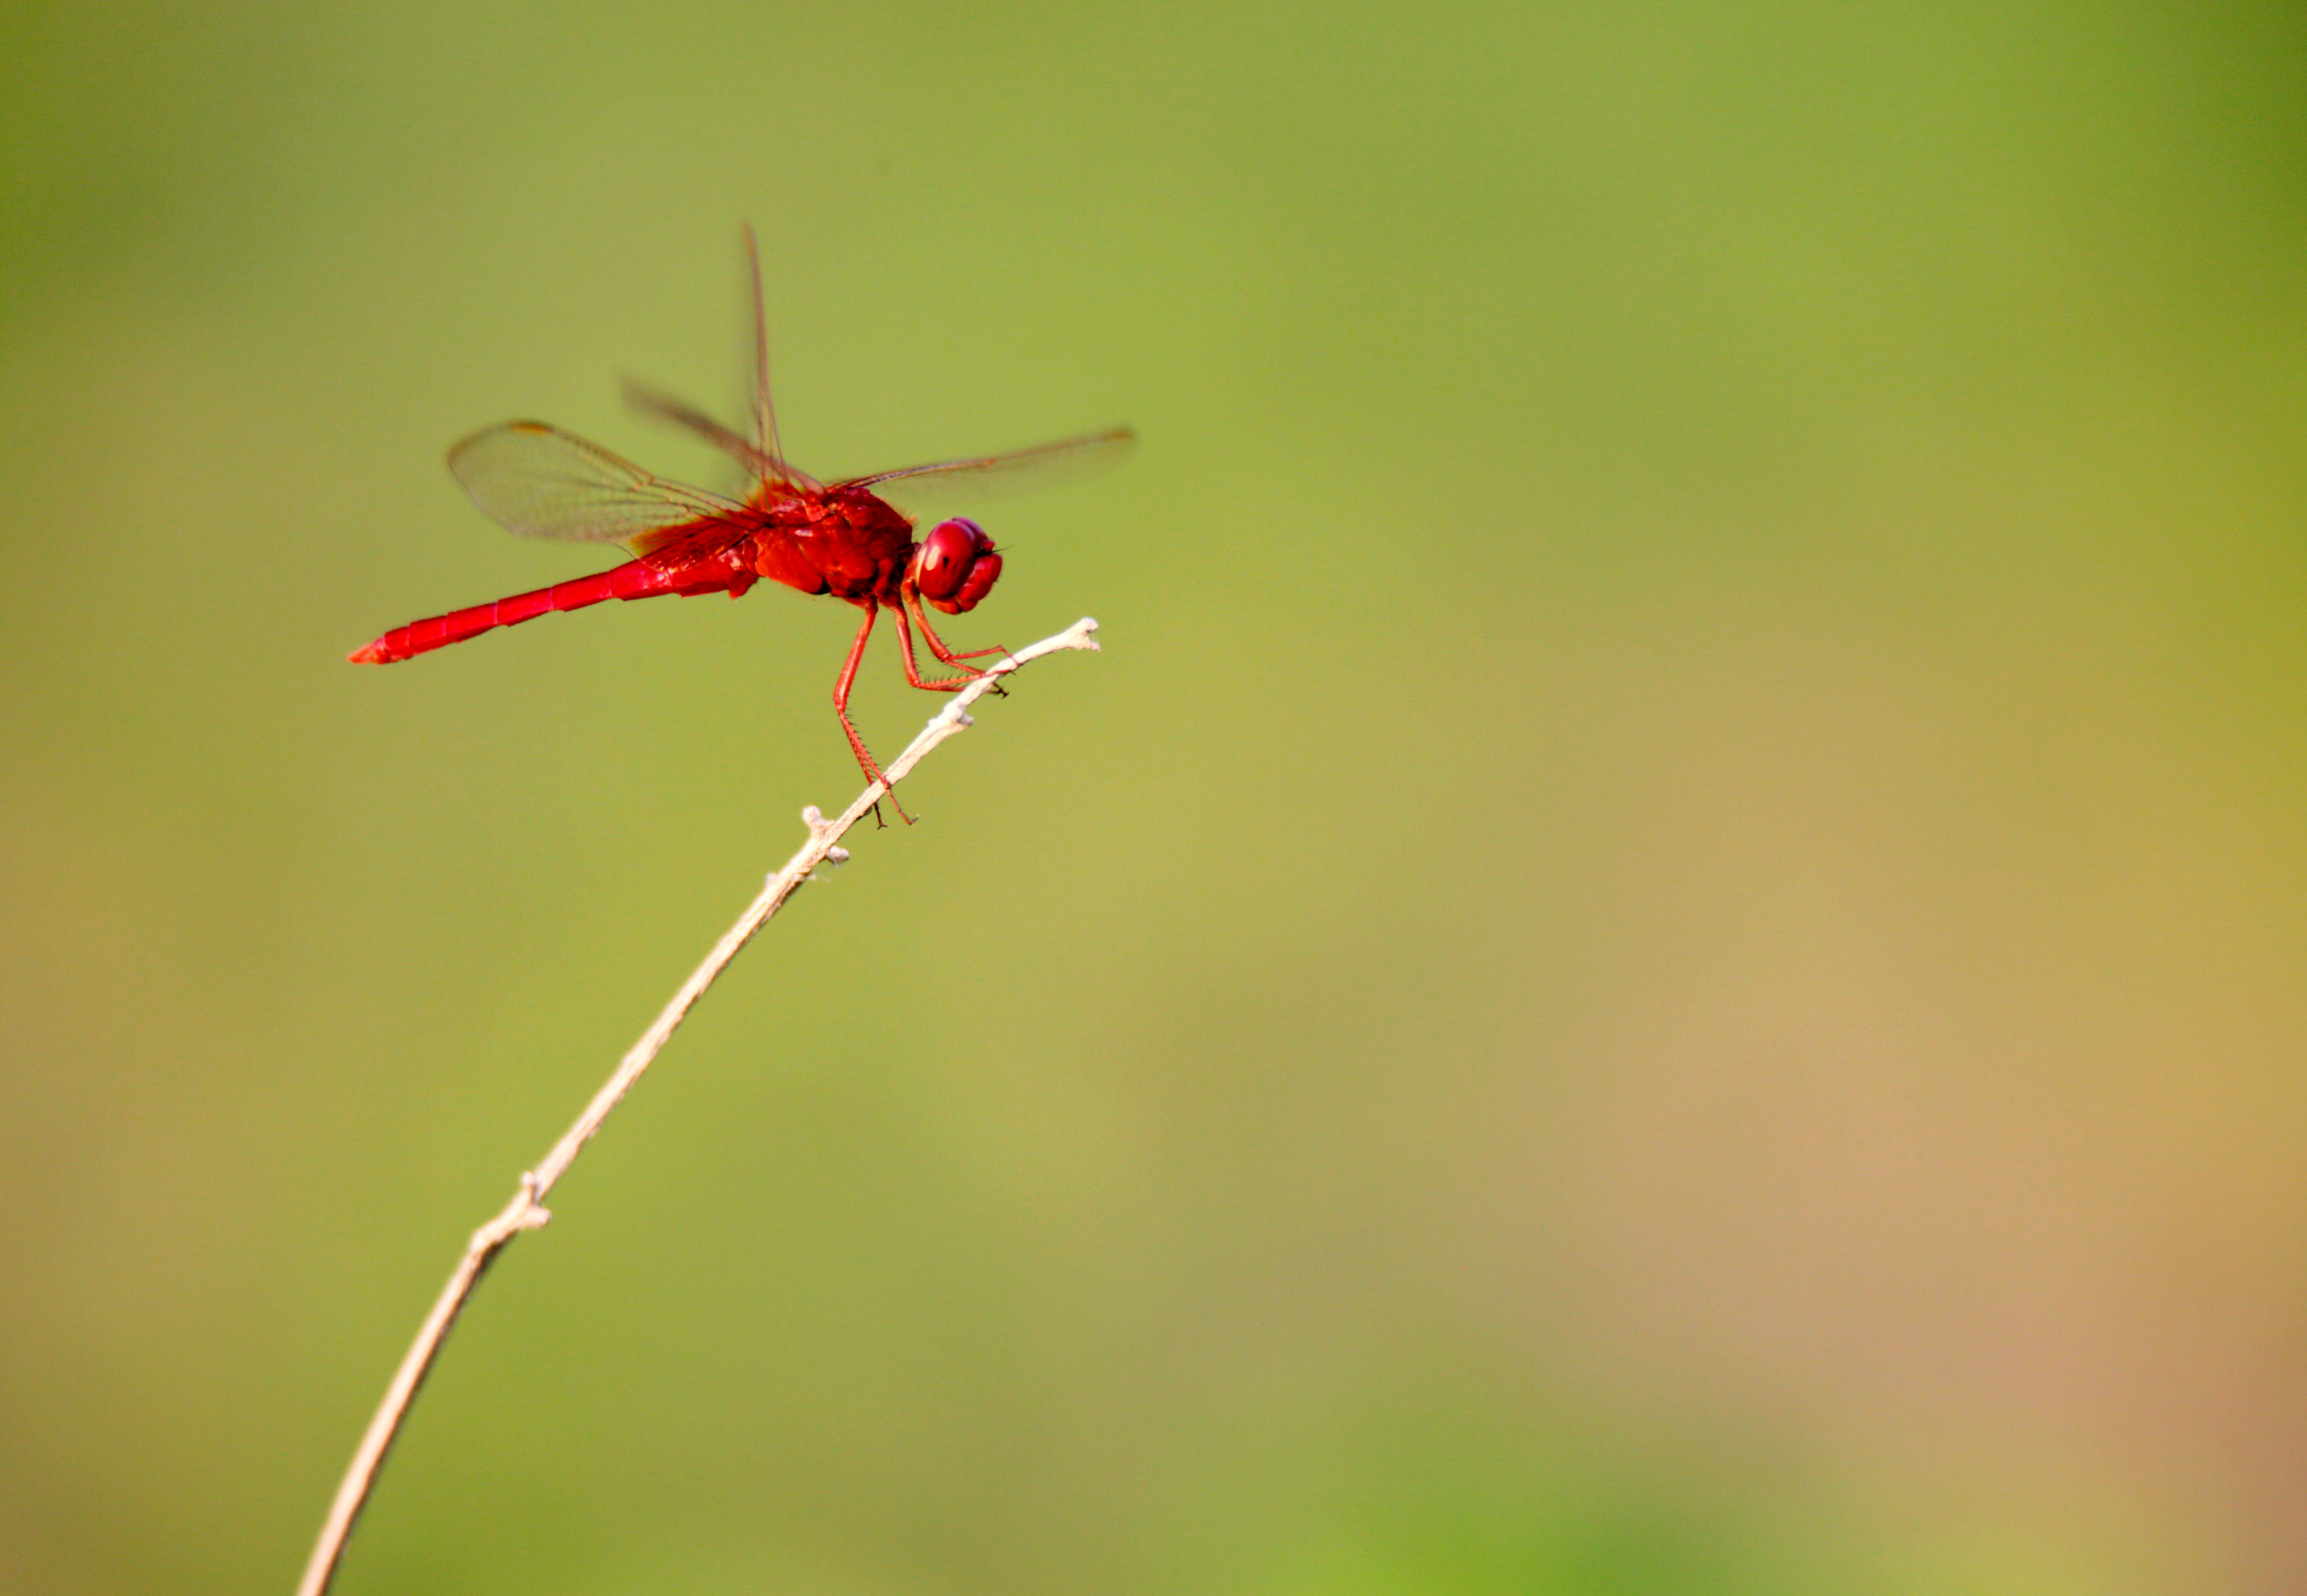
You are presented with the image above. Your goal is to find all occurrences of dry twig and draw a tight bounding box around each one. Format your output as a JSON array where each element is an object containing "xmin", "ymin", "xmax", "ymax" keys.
[{"xmin": 294, "ymin": 617, "xmax": 1102, "ymax": 1596}]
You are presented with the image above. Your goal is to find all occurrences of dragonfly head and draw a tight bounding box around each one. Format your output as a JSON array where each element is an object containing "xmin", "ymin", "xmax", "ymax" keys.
[{"xmin": 910, "ymin": 518, "xmax": 1002, "ymax": 615}]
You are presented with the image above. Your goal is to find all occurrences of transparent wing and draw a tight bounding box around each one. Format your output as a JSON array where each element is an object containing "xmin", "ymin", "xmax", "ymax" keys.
[
  {"xmin": 446, "ymin": 421, "xmax": 752, "ymax": 549},
  {"xmin": 614, "ymin": 226, "xmax": 819, "ymax": 494},
  {"xmin": 621, "ymin": 378, "xmax": 820, "ymax": 493},
  {"xmin": 842, "ymin": 426, "xmax": 1137, "ymax": 510},
  {"xmin": 741, "ymin": 223, "xmax": 787, "ymax": 471}
]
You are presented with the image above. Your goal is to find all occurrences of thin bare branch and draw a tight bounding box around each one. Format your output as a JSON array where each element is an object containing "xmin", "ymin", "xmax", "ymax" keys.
[{"xmin": 295, "ymin": 617, "xmax": 1102, "ymax": 1596}]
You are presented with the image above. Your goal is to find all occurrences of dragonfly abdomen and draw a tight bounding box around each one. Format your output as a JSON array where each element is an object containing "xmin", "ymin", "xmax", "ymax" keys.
[{"xmin": 348, "ymin": 557, "xmax": 754, "ymax": 664}]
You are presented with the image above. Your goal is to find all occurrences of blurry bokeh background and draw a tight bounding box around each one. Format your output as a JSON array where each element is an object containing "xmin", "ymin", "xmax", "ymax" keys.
[{"xmin": 6, "ymin": 1, "xmax": 2306, "ymax": 1591}]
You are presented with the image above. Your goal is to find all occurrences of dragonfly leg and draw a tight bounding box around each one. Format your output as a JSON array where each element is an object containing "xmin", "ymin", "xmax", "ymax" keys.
[
  {"xmin": 834, "ymin": 601, "xmax": 912, "ymax": 826},
  {"xmin": 905, "ymin": 589, "xmax": 1012, "ymax": 671},
  {"xmin": 890, "ymin": 603, "xmax": 977, "ymax": 693},
  {"xmin": 900, "ymin": 590, "xmax": 1009, "ymax": 699}
]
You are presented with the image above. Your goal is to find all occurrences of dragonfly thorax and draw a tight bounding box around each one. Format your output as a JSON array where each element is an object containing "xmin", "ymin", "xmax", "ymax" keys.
[{"xmin": 758, "ymin": 487, "xmax": 916, "ymax": 601}]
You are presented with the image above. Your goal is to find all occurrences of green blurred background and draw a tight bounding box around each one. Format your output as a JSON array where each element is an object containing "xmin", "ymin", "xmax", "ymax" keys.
[{"xmin": 5, "ymin": 0, "xmax": 2306, "ymax": 1591}]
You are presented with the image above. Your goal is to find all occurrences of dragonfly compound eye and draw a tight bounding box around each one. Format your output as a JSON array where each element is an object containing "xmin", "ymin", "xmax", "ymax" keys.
[{"xmin": 914, "ymin": 518, "xmax": 1001, "ymax": 613}]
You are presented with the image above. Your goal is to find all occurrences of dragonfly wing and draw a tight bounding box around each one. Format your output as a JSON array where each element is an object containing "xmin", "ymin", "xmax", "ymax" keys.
[
  {"xmin": 621, "ymin": 378, "xmax": 820, "ymax": 492},
  {"xmin": 446, "ymin": 421, "xmax": 752, "ymax": 552},
  {"xmin": 841, "ymin": 426, "xmax": 1137, "ymax": 512},
  {"xmin": 614, "ymin": 227, "xmax": 820, "ymax": 494},
  {"xmin": 742, "ymin": 224, "xmax": 781, "ymax": 465}
]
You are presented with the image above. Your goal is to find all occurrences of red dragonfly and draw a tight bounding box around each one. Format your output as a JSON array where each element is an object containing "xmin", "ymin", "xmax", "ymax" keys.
[{"xmin": 352, "ymin": 227, "xmax": 1132, "ymax": 807}]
